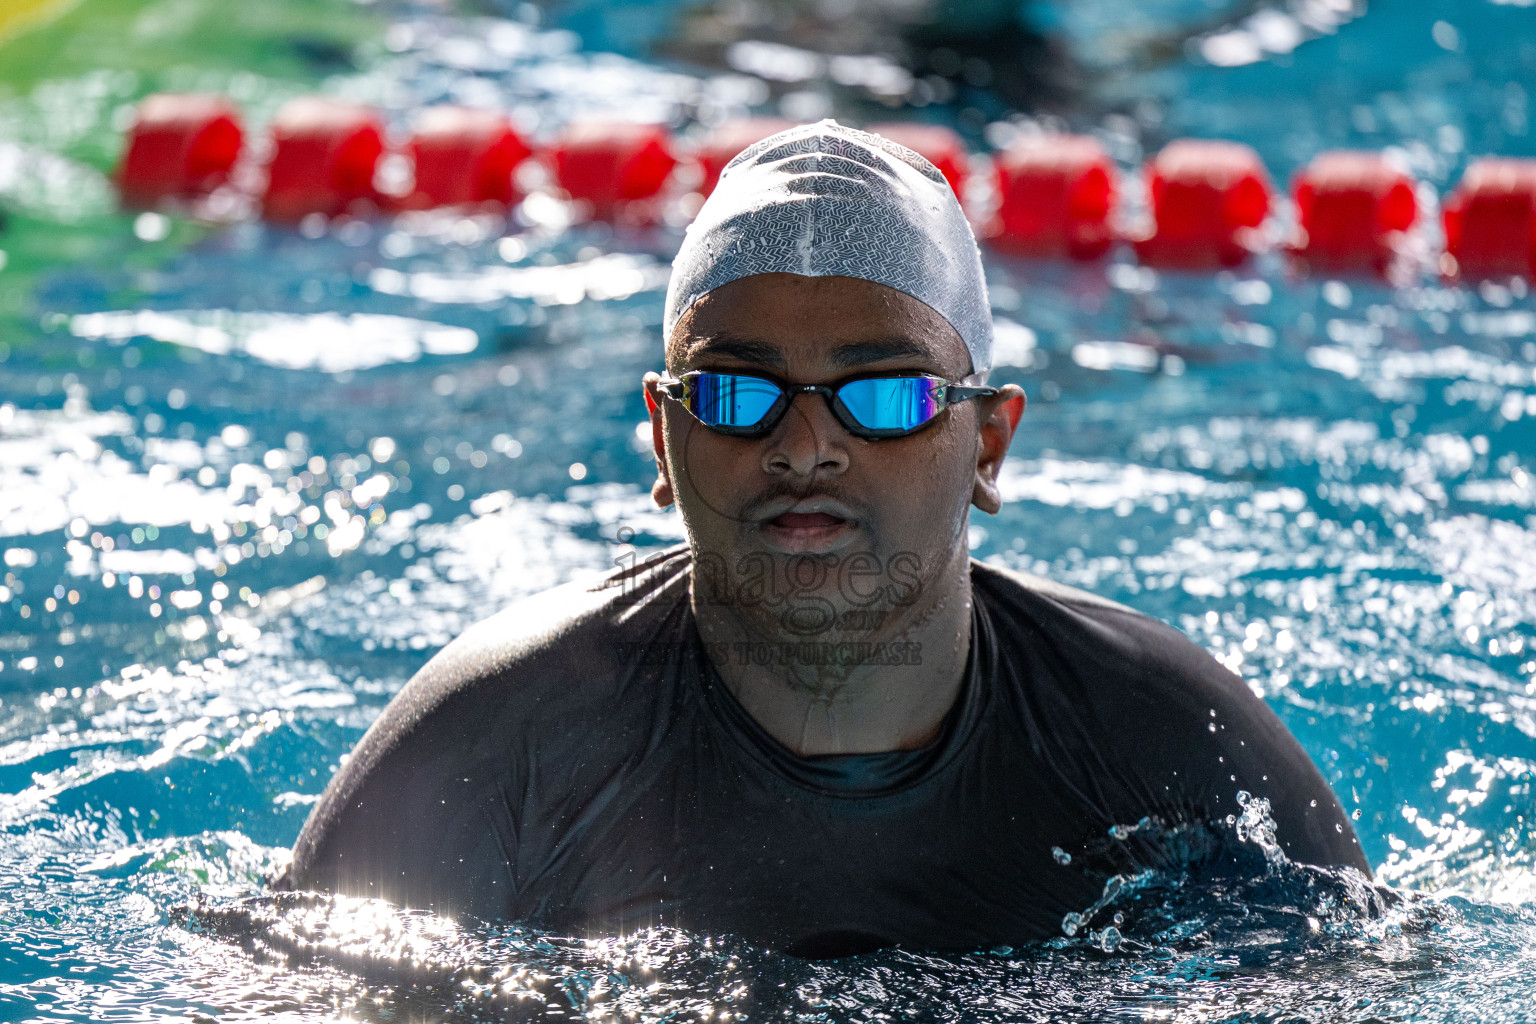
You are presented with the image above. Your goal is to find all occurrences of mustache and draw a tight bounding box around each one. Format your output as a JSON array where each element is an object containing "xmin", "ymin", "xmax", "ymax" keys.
[{"xmin": 737, "ymin": 485, "xmax": 872, "ymax": 523}]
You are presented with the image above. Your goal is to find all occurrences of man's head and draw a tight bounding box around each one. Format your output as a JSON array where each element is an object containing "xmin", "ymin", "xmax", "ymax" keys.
[
  {"xmin": 663, "ymin": 119, "xmax": 994, "ymax": 375},
  {"xmin": 645, "ymin": 122, "xmax": 1024, "ymax": 639}
]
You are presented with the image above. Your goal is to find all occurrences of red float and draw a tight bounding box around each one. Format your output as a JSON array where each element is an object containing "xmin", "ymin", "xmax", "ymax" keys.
[
  {"xmin": 117, "ymin": 93, "xmax": 243, "ymax": 207},
  {"xmin": 401, "ymin": 107, "xmax": 532, "ymax": 209},
  {"xmin": 550, "ymin": 121, "xmax": 678, "ymax": 217},
  {"xmin": 988, "ymin": 134, "xmax": 1116, "ymax": 260},
  {"xmin": 1442, "ymin": 158, "xmax": 1536, "ymax": 279},
  {"xmin": 1134, "ymin": 139, "xmax": 1272, "ymax": 268},
  {"xmin": 1291, "ymin": 151, "xmax": 1417, "ymax": 274},
  {"xmin": 869, "ymin": 122, "xmax": 969, "ymax": 198},
  {"xmin": 262, "ymin": 97, "xmax": 385, "ymax": 222},
  {"xmin": 693, "ymin": 117, "xmax": 795, "ymax": 196}
]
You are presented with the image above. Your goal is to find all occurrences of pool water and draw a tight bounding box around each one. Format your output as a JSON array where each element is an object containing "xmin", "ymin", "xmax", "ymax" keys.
[{"xmin": 3, "ymin": 0, "xmax": 1536, "ymax": 1020}]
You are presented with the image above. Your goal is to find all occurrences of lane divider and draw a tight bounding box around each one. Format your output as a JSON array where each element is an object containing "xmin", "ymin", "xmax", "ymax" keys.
[
  {"xmin": 1289, "ymin": 150, "xmax": 1418, "ymax": 275},
  {"xmin": 263, "ymin": 97, "xmax": 385, "ymax": 222},
  {"xmin": 1132, "ymin": 139, "xmax": 1271, "ymax": 270},
  {"xmin": 115, "ymin": 92, "xmax": 1536, "ymax": 280},
  {"xmin": 116, "ymin": 93, "xmax": 243, "ymax": 208},
  {"xmin": 1443, "ymin": 159, "xmax": 1536, "ymax": 280},
  {"xmin": 988, "ymin": 134, "xmax": 1116, "ymax": 261},
  {"xmin": 404, "ymin": 106, "xmax": 531, "ymax": 211},
  {"xmin": 550, "ymin": 120, "xmax": 678, "ymax": 218}
]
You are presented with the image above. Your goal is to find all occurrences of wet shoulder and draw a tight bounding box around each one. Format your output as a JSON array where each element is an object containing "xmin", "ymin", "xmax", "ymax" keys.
[
  {"xmin": 280, "ymin": 547, "xmax": 696, "ymax": 898},
  {"xmin": 969, "ymin": 558, "xmax": 1256, "ymax": 725},
  {"xmin": 404, "ymin": 545, "xmax": 694, "ymax": 725},
  {"xmin": 970, "ymin": 557, "xmax": 1181, "ymax": 654},
  {"xmin": 324, "ymin": 545, "xmax": 694, "ymax": 799},
  {"xmin": 968, "ymin": 560, "xmax": 1369, "ymax": 873}
]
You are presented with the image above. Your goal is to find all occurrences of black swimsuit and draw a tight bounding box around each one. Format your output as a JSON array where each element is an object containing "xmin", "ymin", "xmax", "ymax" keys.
[{"xmin": 281, "ymin": 547, "xmax": 1368, "ymax": 953}]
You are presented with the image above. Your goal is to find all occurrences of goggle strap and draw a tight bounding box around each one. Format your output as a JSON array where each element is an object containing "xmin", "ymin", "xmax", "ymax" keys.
[{"xmin": 943, "ymin": 384, "xmax": 998, "ymax": 403}]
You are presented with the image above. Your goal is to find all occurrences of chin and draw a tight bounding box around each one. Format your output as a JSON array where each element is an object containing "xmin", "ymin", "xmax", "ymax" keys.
[{"xmin": 692, "ymin": 531, "xmax": 937, "ymax": 639}]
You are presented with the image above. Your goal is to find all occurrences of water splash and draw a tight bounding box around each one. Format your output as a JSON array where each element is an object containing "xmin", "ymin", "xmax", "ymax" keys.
[
  {"xmin": 1060, "ymin": 871, "xmax": 1149, "ymax": 943},
  {"xmin": 146, "ymin": 866, "xmax": 1527, "ymax": 1023},
  {"xmin": 1232, "ymin": 789, "xmax": 1289, "ymax": 872}
]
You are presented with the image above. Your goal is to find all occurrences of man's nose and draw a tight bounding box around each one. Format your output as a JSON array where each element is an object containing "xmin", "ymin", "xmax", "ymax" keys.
[{"xmin": 761, "ymin": 391, "xmax": 850, "ymax": 477}]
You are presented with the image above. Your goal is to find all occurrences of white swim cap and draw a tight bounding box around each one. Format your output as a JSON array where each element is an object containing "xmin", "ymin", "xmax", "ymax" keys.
[{"xmin": 664, "ymin": 119, "xmax": 992, "ymax": 373}]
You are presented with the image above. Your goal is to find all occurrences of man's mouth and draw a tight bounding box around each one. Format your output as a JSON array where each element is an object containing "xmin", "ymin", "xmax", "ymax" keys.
[
  {"xmin": 770, "ymin": 511, "xmax": 847, "ymax": 530},
  {"xmin": 753, "ymin": 500, "xmax": 859, "ymax": 553}
]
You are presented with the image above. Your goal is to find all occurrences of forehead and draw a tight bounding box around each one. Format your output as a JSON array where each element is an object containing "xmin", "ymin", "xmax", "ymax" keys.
[{"xmin": 668, "ymin": 273, "xmax": 970, "ymax": 374}]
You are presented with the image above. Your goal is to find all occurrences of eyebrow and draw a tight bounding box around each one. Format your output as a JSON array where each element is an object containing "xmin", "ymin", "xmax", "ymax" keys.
[
  {"xmin": 682, "ymin": 335, "xmax": 786, "ymax": 370},
  {"xmin": 826, "ymin": 338, "xmax": 930, "ymax": 369},
  {"xmin": 681, "ymin": 334, "xmax": 934, "ymax": 372}
]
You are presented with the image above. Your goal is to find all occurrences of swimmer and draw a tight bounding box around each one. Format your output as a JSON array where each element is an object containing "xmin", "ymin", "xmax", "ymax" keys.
[{"xmin": 280, "ymin": 121, "xmax": 1369, "ymax": 956}]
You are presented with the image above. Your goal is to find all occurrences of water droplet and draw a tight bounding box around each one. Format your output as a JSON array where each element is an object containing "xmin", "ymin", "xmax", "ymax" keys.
[
  {"xmin": 1097, "ymin": 926, "xmax": 1122, "ymax": 952},
  {"xmin": 1061, "ymin": 912, "xmax": 1083, "ymax": 937},
  {"xmin": 1051, "ymin": 846, "xmax": 1072, "ymax": 866}
]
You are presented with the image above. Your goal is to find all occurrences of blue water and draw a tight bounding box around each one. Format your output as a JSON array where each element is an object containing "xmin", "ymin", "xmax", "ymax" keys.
[{"xmin": 3, "ymin": 0, "xmax": 1536, "ymax": 1020}]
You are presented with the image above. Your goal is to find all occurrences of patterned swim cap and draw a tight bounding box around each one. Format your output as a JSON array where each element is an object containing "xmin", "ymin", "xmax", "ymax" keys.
[{"xmin": 664, "ymin": 119, "xmax": 992, "ymax": 373}]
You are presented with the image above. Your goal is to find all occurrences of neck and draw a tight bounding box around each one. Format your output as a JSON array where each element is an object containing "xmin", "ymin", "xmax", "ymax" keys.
[{"xmin": 691, "ymin": 541, "xmax": 975, "ymax": 756}]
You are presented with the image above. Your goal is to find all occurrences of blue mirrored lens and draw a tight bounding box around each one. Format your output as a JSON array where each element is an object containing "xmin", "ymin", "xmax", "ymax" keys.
[
  {"xmin": 690, "ymin": 373, "xmax": 781, "ymax": 429},
  {"xmin": 837, "ymin": 377, "xmax": 940, "ymax": 432}
]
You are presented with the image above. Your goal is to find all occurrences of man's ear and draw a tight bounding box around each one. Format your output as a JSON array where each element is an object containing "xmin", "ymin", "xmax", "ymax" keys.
[
  {"xmin": 643, "ymin": 373, "xmax": 675, "ymax": 508},
  {"xmin": 971, "ymin": 384, "xmax": 1025, "ymax": 515}
]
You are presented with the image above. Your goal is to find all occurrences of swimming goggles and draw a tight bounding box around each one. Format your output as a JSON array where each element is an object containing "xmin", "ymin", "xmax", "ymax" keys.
[{"xmin": 655, "ymin": 370, "xmax": 997, "ymax": 440}]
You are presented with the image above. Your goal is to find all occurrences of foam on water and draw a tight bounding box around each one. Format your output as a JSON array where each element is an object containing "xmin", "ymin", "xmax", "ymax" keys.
[{"xmin": 2, "ymin": 0, "xmax": 1536, "ymax": 1020}]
